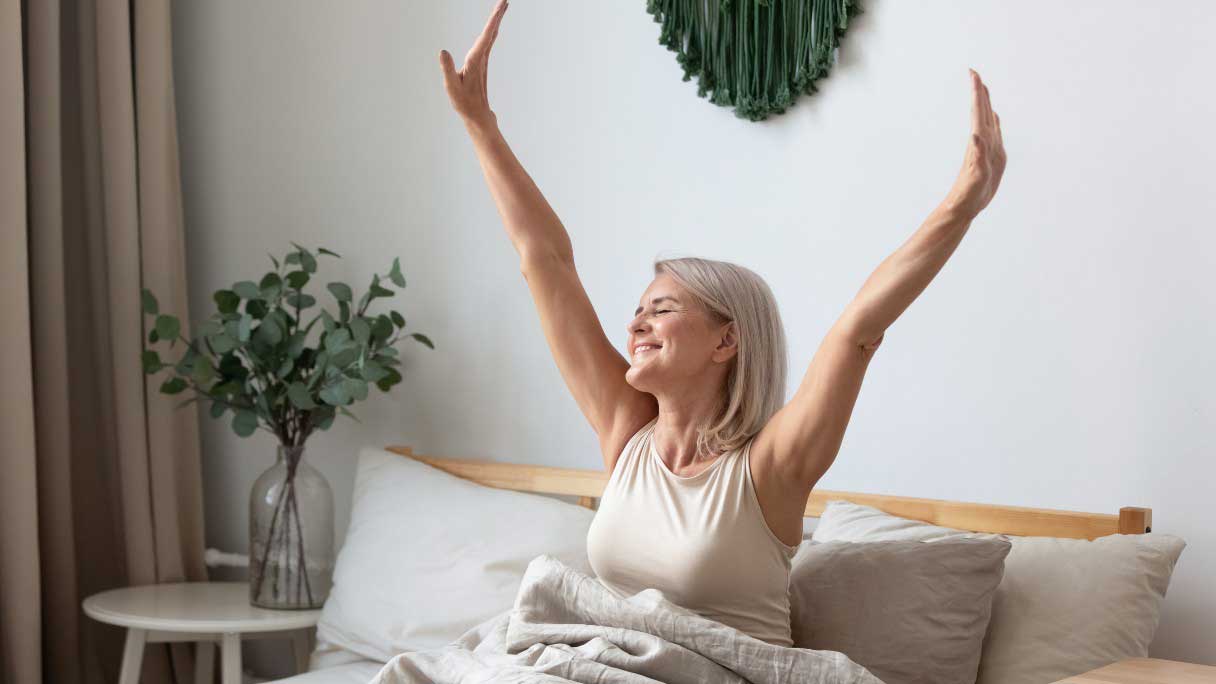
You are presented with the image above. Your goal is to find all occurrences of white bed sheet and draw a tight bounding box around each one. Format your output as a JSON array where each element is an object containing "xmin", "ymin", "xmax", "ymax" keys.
[{"xmin": 266, "ymin": 660, "xmax": 385, "ymax": 684}]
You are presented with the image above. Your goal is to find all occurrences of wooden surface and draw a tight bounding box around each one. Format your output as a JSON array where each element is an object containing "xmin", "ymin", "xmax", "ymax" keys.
[
  {"xmin": 385, "ymin": 446, "xmax": 1153, "ymax": 540},
  {"xmin": 1052, "ymin": 657, "xmax": 1216, "ymax": 683}
]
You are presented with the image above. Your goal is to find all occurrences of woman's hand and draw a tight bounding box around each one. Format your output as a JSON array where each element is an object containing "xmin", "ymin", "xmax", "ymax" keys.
[
  {"xmin": 940, "ymin": 70, "xmax": 1007, "ymax": 220},
  {"xmin": 439, "ymin": 0, "xmax": 508, "ymax": 131}
]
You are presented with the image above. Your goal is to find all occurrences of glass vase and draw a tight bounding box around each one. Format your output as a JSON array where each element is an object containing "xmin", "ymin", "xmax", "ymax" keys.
[{"xmin": 248, "ymin": 444, "xmax": 334, "ymax": 609}]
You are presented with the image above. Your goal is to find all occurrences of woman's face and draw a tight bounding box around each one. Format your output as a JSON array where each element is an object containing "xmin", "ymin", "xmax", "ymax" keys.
[{"xmin": 624, "ymin": 273, "xmax": 736, "ymax": 394}]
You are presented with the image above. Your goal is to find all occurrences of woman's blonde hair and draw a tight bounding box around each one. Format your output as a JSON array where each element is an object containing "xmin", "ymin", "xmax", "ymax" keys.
[{"xmin": 653, "ymin": 257, "xmax": 787, "ymax": 458}]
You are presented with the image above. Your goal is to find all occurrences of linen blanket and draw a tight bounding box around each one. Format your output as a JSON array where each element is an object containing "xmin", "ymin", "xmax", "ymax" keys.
[{"xmin": 369, "ymin": 555, "xmax": 884, "ymax": 684}]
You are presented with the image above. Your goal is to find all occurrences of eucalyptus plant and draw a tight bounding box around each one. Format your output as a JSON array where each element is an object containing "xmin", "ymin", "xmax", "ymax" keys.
[{"xmin": 141, "ymin": 243, "xmax": 433, "ymax": 446}]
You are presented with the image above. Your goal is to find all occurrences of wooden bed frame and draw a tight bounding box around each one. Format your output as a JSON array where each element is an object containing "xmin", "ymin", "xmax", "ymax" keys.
[{"xmin": 385, "ymin": 446, "xmax": 1152, "ymax": 540}]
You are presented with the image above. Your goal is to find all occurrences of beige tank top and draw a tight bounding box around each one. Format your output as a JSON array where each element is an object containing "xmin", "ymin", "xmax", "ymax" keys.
[{"xmin": 586, "ymin": 415, "xmax": 801, "ymax": 647}]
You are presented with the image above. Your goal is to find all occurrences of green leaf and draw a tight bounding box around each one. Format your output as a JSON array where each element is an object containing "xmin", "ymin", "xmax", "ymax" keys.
[
  {"xmin": 192, "ymin": 359, "xmax": 216, "ymax": 386},
  {"xmin": 319, "ymin": 310, "xmax": 336, "ymax": 333},
  {"xmin": 314, "ymin": 407, "xmax": 336, "ymax": 431},
  {"xmin": 388, "ymin": 257, "xmax": 406, "ymax": 288},
  {"xmin": 291, "ymin": 243, "xmax": 317, "ymax": 274},
  {"xmin": 370, "ymin": 283, "xmax": 394, "ymax": 299},
  {"xmin": 232, "ymin": 409, "xmax": 259, "ymax": 437},
  {"xmin": 338, "ymin": 405, "xmax": 362, "ymax": 423},
  {"xmin": 361, "ymin": 361, "xmax": 389, "ymax": 383},
  {"xmin": 259, "ymin": 272, "xmax": 283, "ymax": 300},
  {"xmin": 390, "ymin": 311, "xmax": 405, "ymax": 328},
  {"xmin": 375, "ymin": 367, "xmax": 402, "ymax": 392},
  {"xmin": 254, "ymin": 317, "xmax": 283, "ymax": 346},
  {"xmin": 237, "ymin": 314, "xmax": 253, "ymax": 342},
  {"xmin": 277, "ymin": 357, "xmax": 294, "ymax": 379},
  {"xmin": 327, "ymin": 282, "xmax": 353, "ymax": 302},
  {"xmin": 141, "ymin": 350, "xmax": 163, "ymax": 373},
  {"xmin": 286, "ymin": 292, "xmax": 316, "ymax": 309},
  {"xmin": 324, "ymin": 328, "xmax": 351, "ymax": 352},
  {"xmin": 410, "ymin": 332, "xmax": 435, "ymax": 349},
  {"xmin": 329, "ymin": 345, "xmax": 360, "ymax": 369},
  {"xmin": 287, "ymin": 331, "xmax": 307, "ymax": 359},
  {"xmin": 245, "ymin": 299, "xmax": 268, "ymax": 319},
  {"xmin": 343, "ymin": 376, "xmax": 369, "ymax": 402},
  {"xmin": 268, "ymin": 253, "xmax": 280, "ymax": 270},
  {"xmin": 233, "ymin": 281, "xmax": 261, "ymax": 300},
  {"xmin": 287, "ymin": 382, "xmax": 317, "ymax": 409},
  {"xmin": 210, "ymin": 400, "xmax": 227, "ymax": 419},
  {"xmin": 285, "ymin": 252, "xmax": 301, "ymax": 265},
  {"xmin": 149, "ymin": 328, "xmax": 160, "ymax": 344},
  {"xmin": 160, "ymin": 376, "xmax": 188, "ymax": 395},
  {"xmin": 338, "ymin": 301, "xmax": 350, "ymax": 323},
  {"xmin": 208, "ymin": 333, "xmax": 239, "ymax": 354},
  {"xmin": 214, "ymin": 289, "xmax": 240, "ymax": 314},
  {"xmin": 371, "ymin": 315, "xmax": 393, "ymax": 343},
  {"xmin": 319, "ymin": 382, "xmax": 351, "ymax": 406},
  {"xmin": 350, "ymin": 317, "xmax": 370, "ymax": 345},
  {"xmin": 154, "ymin": 315, "xmax": 180, "ymax": 343},
  {"xmin": 318, "ymin": 247, "xmax": 341, "ymax": 258},
  {"xmin": 377, "ymin": 346, "xmax": 399, "ymax": 357},
  {"xmin": 197, "ymin": 320, "xmax": 223, "ymax": 337},
  {"xmin": 141, "ymin": 289, "xmax": 159, "ymax": 315},
  {"xmin": 285, "ymin": 270, "xmax": 309, "ymax": 290}
]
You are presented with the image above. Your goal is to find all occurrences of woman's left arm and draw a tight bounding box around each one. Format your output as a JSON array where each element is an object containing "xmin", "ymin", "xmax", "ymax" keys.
[{"xmin": 759, "ymin": 69, "xmax": 1006, "ymax": 489}]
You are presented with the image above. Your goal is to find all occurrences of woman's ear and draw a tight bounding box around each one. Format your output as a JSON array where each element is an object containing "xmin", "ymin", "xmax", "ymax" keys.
[{"xmin": 713, "ymin": 321, "xmax": 739, "ymax": 363}]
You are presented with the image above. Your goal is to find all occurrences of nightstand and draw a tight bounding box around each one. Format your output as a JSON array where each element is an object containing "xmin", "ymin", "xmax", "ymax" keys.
[
  {"xmin": 1052, "ymin": 657, "xmax": 1216, "ymax": 683},
  {"xmin": 82, "ymin": 582, "xmax": 321, "ymax": 684}
]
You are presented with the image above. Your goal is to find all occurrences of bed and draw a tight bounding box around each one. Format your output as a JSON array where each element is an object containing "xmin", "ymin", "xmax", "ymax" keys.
[{"xmin": 265, "ymin": 444, "xmax": 1181, "ymax": 684}]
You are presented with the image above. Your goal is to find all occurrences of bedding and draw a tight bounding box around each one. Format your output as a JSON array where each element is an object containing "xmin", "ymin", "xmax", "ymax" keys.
[
  {"xmin": 314, "ymin": 447, "xmax": 596, "ymax": 664},
  {"xmin": 812, "ymin": 499, "xmax": 1187, "ymax": 684},
  {"xmin": 269, "ymin": 660, "xmax": 385, "ymax": 683},
  {"xmin": 365, "ymin": 554, "xmax": 885, "ymax": 684},
  {"xmin": 790, "ymin": 537, "xmax": 1012, "ymax": 684}
]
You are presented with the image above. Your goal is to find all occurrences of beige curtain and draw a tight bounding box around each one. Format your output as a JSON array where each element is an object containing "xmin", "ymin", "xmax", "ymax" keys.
[{"xmin": 1, "ymin": 0, "xmax": 208, "ymax": 683}]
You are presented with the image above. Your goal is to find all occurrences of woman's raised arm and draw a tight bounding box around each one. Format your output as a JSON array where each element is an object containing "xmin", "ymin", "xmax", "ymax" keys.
[
  {"xmin": 437, "ymin": 1, "xmax": 657, "ymax": 468},
  {"xmin": 757, "ymin": 69, "xmax": 1007, "ymax": 490}
]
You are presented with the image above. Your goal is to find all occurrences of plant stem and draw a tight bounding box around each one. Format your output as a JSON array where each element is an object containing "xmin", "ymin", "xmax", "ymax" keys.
[
  {"xmin": 288, "ymin": 483, "xmax": 315, "ymax": 605},
  {"xmin": 252, "ymin": 474, "xmax": 290, "ymax": 602}
]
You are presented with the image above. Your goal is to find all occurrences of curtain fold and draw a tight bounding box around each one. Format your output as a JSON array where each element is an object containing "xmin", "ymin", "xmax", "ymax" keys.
[{"xmin": 2, "ymin": 0, "xmax": 208, "ymax": 682}]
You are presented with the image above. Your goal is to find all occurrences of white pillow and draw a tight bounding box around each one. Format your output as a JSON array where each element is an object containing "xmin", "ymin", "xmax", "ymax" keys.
[
  {"xmin": 812, "ymin": 500, "xmax": 1187, "ymax": 684},
  {"xmin": 313, "ymin": 446, "xmax": 596, "ymax": 664}
]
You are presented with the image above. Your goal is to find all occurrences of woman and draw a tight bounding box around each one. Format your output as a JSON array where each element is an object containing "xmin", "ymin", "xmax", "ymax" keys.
[{"xmin": 439, "ymin": 1, "xmax": 1006, "ymax": 647}]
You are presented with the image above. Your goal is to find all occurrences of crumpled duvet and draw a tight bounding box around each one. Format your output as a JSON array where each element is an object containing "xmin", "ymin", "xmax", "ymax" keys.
[{"xmin": 369, "ymin": 554, "xmax": 884, "ymax": 684}]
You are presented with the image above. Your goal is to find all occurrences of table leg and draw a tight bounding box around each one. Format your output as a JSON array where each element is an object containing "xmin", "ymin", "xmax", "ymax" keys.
[
  {"xmin": 118, "ymin": 628, "xmax": 146, "ymax": 684},
  {"xmin": 290, "ymin": 630, "xmax": 311, "ymax": 674},
  {"xmin": 220, "ymin": 632, "xmax": 241, "ymax": 684},
  {"xmin": 195, "ymin": 640, "xmax": 215, "ymax": 684}
]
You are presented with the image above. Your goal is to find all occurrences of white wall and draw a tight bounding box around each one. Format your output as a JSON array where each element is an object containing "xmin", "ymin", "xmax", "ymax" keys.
[{"xmin": 172, "ymin": 0, "xmax": 1215, "ymax": 673}]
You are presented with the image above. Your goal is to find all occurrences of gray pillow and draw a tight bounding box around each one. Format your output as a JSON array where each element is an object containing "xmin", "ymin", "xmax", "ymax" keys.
[{"xmin": 790, "ymin": 537, "xmax": 1011, "ymax": 684}]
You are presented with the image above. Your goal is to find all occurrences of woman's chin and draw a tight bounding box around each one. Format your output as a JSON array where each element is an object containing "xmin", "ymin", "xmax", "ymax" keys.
[{"xmin": 625, "ymin": 366, "xmax": 653, "ymax": 392}]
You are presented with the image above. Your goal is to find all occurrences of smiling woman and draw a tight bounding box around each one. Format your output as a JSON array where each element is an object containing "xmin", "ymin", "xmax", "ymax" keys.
[{"xmin": 438, "ymin": 0, "xmax": 1006, "ymax": 650}]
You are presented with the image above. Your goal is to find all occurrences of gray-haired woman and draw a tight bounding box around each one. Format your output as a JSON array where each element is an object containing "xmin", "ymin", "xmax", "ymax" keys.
[{"xmin": 438, "ymin": 0, "xmax": 1006, "ymax": 647}]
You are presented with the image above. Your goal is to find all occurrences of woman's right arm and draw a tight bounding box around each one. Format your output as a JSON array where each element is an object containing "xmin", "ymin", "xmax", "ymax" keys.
[{"xmin": 438, "ymin": 1, "xmax": 657, "ymax": 468}]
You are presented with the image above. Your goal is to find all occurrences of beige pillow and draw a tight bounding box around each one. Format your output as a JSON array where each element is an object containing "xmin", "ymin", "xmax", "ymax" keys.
[
  {"xmin": 811, "ymin": 500, "xmax": 1187, "ymax": 684},
  {"xmin": 790, "ymin": 538, "xmax": 1011, "ymax": 684}
]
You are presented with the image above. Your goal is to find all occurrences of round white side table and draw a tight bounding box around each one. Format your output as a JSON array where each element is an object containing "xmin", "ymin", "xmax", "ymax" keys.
[{"xmin": 82, "ymin": 582, "xmax": 322, "ymax": 684}]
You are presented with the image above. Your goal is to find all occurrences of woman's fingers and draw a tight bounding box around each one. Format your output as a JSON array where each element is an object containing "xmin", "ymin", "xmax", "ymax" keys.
[
  {"xmin": 969, "ymin": 70, "xmax": 985, "ymax": 135},
  {"xmin": 469, "ymin": 0, "xmax": 508, "ymax": 63}
]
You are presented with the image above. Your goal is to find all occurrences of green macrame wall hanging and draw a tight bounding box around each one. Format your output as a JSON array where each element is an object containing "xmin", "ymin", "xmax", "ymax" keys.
[{"xmin": 646, "ymin": 0, "xmax": 862, "ymax": 121}]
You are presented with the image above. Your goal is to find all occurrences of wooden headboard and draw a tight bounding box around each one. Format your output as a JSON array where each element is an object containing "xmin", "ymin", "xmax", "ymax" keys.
[{"xmin": 385, "ymin": 446, "xmax": 1152, "ymax": 540}]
